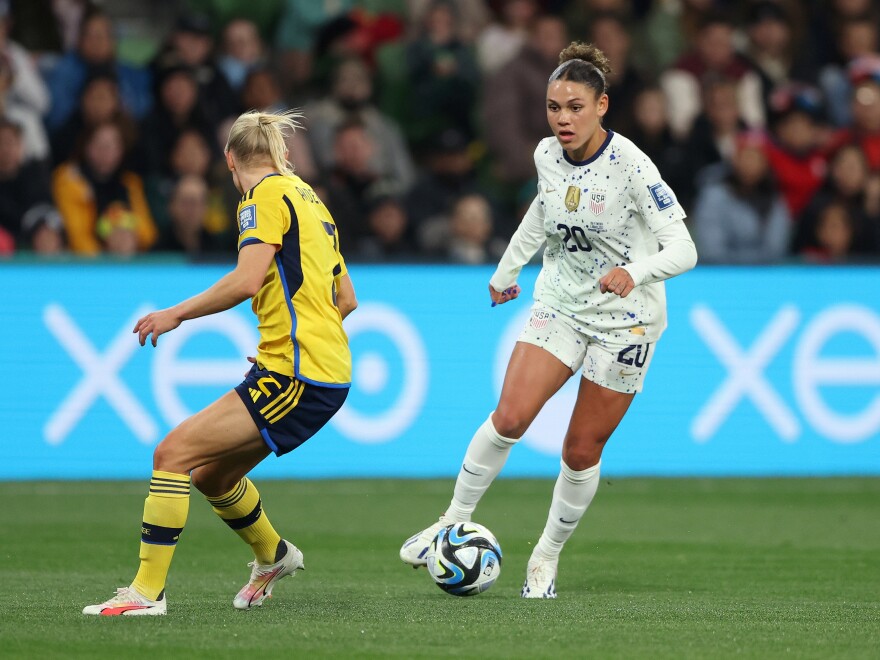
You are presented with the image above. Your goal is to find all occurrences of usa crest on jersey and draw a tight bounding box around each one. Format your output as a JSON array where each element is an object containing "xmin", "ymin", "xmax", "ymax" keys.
[{"xmin": 589, "ymin": 189, "xmax": 606, "ymax": 215}]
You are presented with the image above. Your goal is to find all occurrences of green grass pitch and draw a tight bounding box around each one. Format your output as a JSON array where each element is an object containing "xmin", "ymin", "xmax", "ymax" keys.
[{"xmin": 1, "ymin": 478, "xmax": 878, "ymax": 658}]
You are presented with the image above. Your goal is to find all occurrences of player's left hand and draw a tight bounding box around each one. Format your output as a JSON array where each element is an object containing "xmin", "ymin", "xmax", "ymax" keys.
[
  {"xmin": 599, "ymin": 267, "xmax": 635, "ymax": 298},
  {"xmin": 133, "ymin": 309, "xmax": 182, "ymax": 347},
  {"xmin": 489, "ymin": 284, "xmax": 521, "ymax": 307}
]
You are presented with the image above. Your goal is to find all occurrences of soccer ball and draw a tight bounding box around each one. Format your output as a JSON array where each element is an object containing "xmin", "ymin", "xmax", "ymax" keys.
[{"xmin": 425, "ymin": 522, "xmax": 502, "ymax": 596}]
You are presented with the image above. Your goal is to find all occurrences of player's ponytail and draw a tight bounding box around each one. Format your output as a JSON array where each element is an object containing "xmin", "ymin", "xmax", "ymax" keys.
[
  {"xmin": 225, "ymin": 110, "xmax": 304, "ymax": 176},
  {"xmin": 549, "ymin": 42, "xmax": 612, "ymax": 97}
]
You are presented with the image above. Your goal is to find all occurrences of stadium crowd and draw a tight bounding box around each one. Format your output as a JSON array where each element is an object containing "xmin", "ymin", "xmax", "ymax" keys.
[{"xmin": 1, "ymin": 0, "xmax": 879, "ymax": 264}]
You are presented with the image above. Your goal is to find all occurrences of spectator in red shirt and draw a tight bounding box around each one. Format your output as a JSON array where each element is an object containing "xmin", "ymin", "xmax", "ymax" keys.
[{"xmin": 763, "ymin": 83, "xmax": 830, "ymax": 218}]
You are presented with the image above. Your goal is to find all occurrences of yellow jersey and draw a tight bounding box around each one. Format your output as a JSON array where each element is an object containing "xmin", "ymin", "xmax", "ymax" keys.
[{"xmin": 237, "ymin": 173, "xmax": 351, "ymax": 388}]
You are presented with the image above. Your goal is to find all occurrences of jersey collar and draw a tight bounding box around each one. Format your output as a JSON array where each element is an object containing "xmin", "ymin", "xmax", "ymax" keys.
[
  {"xmin": 562, "ymin": 130, "xmax": 615, "ymax": 167},
  {"xmin": 244, "ymin": 172, "xmax": 283, "ymax": 199}
]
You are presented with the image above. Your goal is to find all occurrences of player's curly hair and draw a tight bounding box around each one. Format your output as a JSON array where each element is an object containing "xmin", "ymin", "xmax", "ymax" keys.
[
  {"xmin": 549, "ymin": 41, "xmax": 612, "ymax": 96},
  {"xmin": 225, "ymin": 110, "xmax": 304, "ymax": 176}
]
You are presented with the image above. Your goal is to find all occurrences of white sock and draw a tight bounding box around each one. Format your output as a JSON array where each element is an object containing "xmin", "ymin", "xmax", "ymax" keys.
[
  {"xmin": 533, "ymin": 460, "xmax": 601, "ymax": 561},
  {"xmin": 444, "ymin": 414, "xmax": 518, "ymax": 522}
]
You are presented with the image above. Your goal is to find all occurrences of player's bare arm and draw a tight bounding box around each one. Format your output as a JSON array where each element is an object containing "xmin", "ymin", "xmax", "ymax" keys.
[
  {"xmin": 336, "ymin": 274, "xmax": 358, "ymax": 320},
  {"xmin": 133, "ymin": 242, "xmax": 277, "ymax": 347}
]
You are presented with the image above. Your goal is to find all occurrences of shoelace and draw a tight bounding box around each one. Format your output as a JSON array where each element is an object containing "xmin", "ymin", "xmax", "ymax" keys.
[
  {"xmin": 109, "ymin": 587, "xmax": 139, "ymax": 604},
  {"xmin": 245, "ymin": 560, "xmax": 278, "ymax": 582}
]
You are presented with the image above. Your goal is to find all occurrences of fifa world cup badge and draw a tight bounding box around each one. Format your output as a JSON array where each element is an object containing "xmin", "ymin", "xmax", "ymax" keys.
[{"xmin": 565, "ymin": 185, "xmax": 581, "ymax": 211}]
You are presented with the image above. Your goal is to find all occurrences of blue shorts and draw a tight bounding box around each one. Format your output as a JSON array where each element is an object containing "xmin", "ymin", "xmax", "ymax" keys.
[{"xmin": 234, "ymin": 364, "xmax": 348, "ymax": 456}]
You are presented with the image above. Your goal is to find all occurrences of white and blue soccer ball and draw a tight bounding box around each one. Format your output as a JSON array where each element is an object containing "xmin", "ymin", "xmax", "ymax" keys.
[{"xmin": 425, "ymin": 522, "xmax": 502, "ymax": 596}]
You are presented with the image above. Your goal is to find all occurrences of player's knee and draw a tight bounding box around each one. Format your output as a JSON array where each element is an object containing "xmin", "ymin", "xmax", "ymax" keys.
[
  {"xmin": 152, "ymin": 430, "xmax": 188, "ymax": 473},
  {"xmin": 562, "ymin": 436, "xmax": 606, "ymax": 471},
  {"xmin": 490, "ymin": 408, "xmax": 528, "ymax": 439},
  {"xmin": 151, "ymin": 441, "xmax": 172, "ymax": 472}
]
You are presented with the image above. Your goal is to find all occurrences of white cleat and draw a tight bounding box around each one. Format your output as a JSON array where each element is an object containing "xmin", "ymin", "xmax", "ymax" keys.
[
  {"xmin": 399, "ymin": 517, "xmax": 452, "ymax": 567},
  {"xmin": 82, "ymin": 586, "xmax": 167, "ymax": 616},
  {"xmin": 233, "ymin": 539, "xmax": 304, "ymax": 610},
  {"xmin": 521, "ymin": 556, "xmax": 558, "ymax": 599}
]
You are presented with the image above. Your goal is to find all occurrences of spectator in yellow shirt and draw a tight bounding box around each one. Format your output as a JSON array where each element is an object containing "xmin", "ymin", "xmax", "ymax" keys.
[{"xmin": 52, "ymin": 119, "xmax": 156, "ymax": 256}]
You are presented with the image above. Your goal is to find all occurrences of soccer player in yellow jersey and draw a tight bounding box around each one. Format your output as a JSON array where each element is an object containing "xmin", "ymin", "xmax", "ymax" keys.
[{"xmin": 83, "ymin": 110, "xmax": 356, "ymax": 616}]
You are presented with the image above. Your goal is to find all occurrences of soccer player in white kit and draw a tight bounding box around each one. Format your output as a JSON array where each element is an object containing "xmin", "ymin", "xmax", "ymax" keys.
[{"xmin": 400, "ymin": 42, "xmax": 698, "ymax": 598}]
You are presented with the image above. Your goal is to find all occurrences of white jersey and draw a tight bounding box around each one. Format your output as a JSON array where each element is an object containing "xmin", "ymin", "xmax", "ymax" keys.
[{"xmin": 491, "ymin": 131, "xmax": 690, "ymax": 345}]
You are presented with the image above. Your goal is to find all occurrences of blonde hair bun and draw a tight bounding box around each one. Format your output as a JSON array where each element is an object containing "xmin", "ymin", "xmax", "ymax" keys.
[{"xmin": 225, "ymin": 110, "xmax": 305, "ymax": 175}]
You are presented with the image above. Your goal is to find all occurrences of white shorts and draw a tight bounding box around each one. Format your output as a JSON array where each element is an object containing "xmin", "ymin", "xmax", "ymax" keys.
[{"xmin": 517, "ymin": 304, "xmax": 656, "ymax": 394}]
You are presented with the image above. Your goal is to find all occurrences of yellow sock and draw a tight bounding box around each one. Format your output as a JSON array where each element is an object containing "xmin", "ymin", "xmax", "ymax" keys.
[
  {"xmin": 207, "ymin": 478, "xmax": 281, "ymax": 565},
  {"xmin": 131, "ymin": 470, "xmax": 190, "ymax": 601}
]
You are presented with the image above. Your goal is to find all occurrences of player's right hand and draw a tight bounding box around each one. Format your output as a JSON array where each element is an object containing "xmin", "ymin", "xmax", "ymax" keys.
[
  {"xmin": 133, "ymin": 309, "xmax": 182, "ymax": 347},
  {"xmin": 489, "ymin": 284, "xmax": 521, "ymax": 306}
]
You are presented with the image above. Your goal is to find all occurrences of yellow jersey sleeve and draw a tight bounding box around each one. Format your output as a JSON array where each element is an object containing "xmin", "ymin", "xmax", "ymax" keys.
[{"xmin": 237, "ymin": 178, "xmax": 290, "ymax": 250}]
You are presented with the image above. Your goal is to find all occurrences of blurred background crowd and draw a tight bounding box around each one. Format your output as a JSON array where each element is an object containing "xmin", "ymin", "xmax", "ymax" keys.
[{"xmin": 1, "ymin": 0, "xmax": 880, "ymax": 264}]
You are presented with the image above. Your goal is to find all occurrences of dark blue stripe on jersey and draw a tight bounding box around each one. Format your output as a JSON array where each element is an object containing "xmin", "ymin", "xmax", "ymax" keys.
[
  {"xmin": 279, "ymin": 195, "xmax": 303, "ymax": 376},
  {"xmin": 223, "ymin": 499, "xmax": 263, "ymax": 530},
  {"xmin": 332, "ymin": 264, "xmax": 341, "ymax": 276},
  {"xmin": 239, "ymin": 237, "xmax": 264, "ymax": 249},
  {"xmin": 563, "ymin": 129, "xmax": 615, "ymax": 166},
  {"xmin": 141, "ymin": 522, "xmax": 183, "ymax": 546},
  {"xmin": 297, "ymin": 373, "xmax": 350, "ymax": 389}
]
